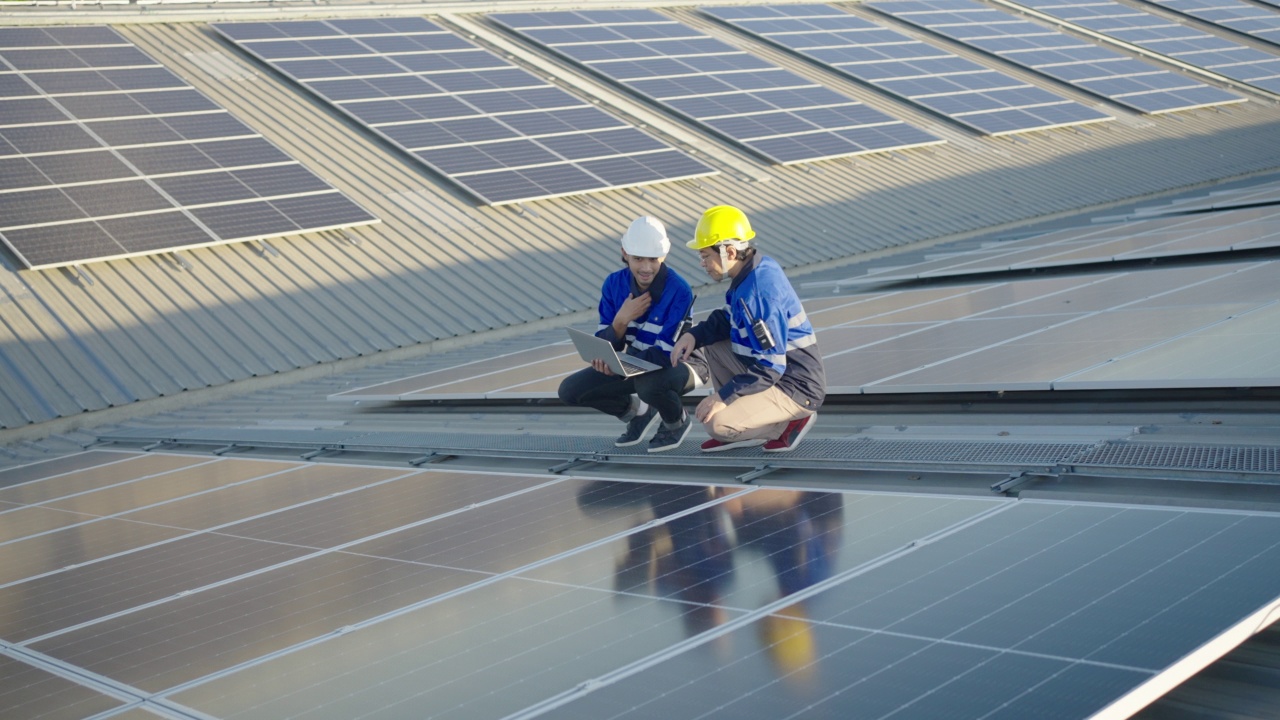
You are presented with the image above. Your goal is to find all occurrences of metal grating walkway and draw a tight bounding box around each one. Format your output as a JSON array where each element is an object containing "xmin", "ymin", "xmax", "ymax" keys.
[
  {"xmin": 1071, "ymin": 443, "xmax": 1280, "ymax": 474},
  {"xmin": 96, "ymin": 426, "xmax": 1089, "ymax": 476}
]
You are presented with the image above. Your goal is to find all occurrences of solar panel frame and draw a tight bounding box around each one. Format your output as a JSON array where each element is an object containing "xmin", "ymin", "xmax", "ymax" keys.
[
  {"xmin": 867, "ymin": 0, "xmax": 1245, "ymax": 113},
  {"xmin": 1008, "ymin": 0, "xmax": 1280, "ymax": 95},
  {"xmin": 0, "ymin": 26, "xmax": 378, "ymax": 271},
  {"xmin": 703, "ymin": 4, "xmax": 1113, "ymax": 135},
  {"xmin": 489, "ymin": 9, "xmax": 944, "ymax": 164},
  {"xmin": 214, "ymin": 17, "xmax": 717, "ymax": 206}
]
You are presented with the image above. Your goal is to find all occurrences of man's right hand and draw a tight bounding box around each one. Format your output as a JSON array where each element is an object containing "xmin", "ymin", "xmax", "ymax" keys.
[
  {"xmin": 612, "ymin": 293, "xmax": 652, "ymax": 337},
  {"xmin": 670, "ymin": 332, "xmax": 696, "ymax": 366}
]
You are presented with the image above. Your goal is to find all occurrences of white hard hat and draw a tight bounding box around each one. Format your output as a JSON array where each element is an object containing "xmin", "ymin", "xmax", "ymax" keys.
[{"xmin": 620, "ymin": 216, "xmax": 671, "ymax": 258}]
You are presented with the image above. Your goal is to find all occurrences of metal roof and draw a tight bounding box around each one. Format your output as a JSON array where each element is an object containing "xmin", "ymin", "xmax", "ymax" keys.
[{"xmin": 3, "ymin": 3, "xmax": 1280, "ymax": 432}]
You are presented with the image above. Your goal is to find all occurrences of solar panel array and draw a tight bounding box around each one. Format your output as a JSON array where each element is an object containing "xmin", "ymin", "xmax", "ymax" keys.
[
  {"xmin": 5, "ymin": 451, "xmax": 1280, "ymax": 720},
  {"xmin": 1144, "ymin": 0, "xmax": 1280, "ymax": 46},
  {"xmin": 810, "ymin": 203, "xmax": 1280, "ymax": 284},
  {"xmin": 867, "ymin": 0, "xmax": 1245, "ymax": 113},
  {"xmin": 335, "ymin": 253, "xmax": 1280, "ymax": 400},
  {"xmin": 1011, "ymin": 0, "xmax": 1280, "ymax": 94},
  {"xmin": 0, "ymin": 26, "xmax": 377, "ymax": 271},
  {"xmin": 213, "ymin": 17, "xmax": 717, "ymax": 206},
  {"xmin": 703, "ymin": 4, "xmax": 1112, "ymax": 135},
  {"xmin": 489, "ymin": 9, "xmax": 944, "ymax": 164}
]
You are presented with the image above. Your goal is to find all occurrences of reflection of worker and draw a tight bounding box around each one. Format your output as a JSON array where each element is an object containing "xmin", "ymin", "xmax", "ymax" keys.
[
  {"xmin": 671, "ymin": 206, "xmax": 826, "ymax": 453},
  {"xmin": 731, "ymin": 491, "xmax": 843, "ymax": 693},
  {"xmin": 611, "ymin": 487, "xmax": 735, "ymax": 637},
  {"xmin": 559, "ymin": 216, "xmax": 707, "ymax": 453},
  {"xmin": 726, "ymin": 490, "xmax": 843, "ymax": 597},
  {"xmin": 759, "ymin": 609, "xmax": 818, "ymax": 693}
]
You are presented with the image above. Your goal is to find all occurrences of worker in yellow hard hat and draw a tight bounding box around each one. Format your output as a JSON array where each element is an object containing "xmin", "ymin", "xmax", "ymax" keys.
[
  {"xmin": 671, "ymin": 206, "xmax": 826, "ymax": 452},
  {"xmin": 559, "ymin": 216, "xmax": 708, "ymax": 452}
]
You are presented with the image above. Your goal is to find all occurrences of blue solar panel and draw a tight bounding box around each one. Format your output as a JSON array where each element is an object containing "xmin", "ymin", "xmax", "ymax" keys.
[
  {"xmin": 1012, "ymin": 0, "xmax": 1280, "ymax": 94},
  {"xmin": 705, "ymin": 4, "xmax": 1112, "ymax": 135},
  {"xmin": 0, "ymin": 26, "xmax": 377, "ymax": 270},
  {"xmin": 1144, "ymin": 0, "xmax": 1280, "ymax": 46},
  {"xmin": 215, "ymin": 17, "xmax": 716, "ymax": 205},
  {"xmin": 868, "ymin": 0, "xmax": 1244, "ymax": 113},
  {"xmin": 490, "ymin": 9, "xmax": 943, "ymax": 164}
]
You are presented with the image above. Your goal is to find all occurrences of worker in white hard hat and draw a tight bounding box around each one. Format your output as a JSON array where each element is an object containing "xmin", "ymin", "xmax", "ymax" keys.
[
  {"xmin": 559, "ymin": 216, "xmax": 708, "ymax": 453},
  {"xmin": 671, "ymin": 205, "xmax": 826, "ymax": 453}
]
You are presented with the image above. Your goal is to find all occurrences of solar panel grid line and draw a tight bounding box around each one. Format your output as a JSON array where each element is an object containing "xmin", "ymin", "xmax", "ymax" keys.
[
  {"xmin": 150, "ymin": 481, "xmax": 758, "ymax": 702},
  {"xmin": 8, "ymin": 467, "xmax": 544, "ymax": 649},
  {"xmin": 0, "ymin": 461, "xmax": 418, "ymax": 594},
  {"xmin": 0, "ymin": 26, "xmax": 377, "ymax": 269},
  {"xmin": 871, "ymin": 0, "xmax": 1246, "ymax": 112},
  {"xmin": 490, "ymin": 9, "xmax": 944, "ymax": 164},
  {"xmin": 0, "ymin": 643, "xmax": 145, "ymax": 709},
  {"xmin": 704, "ymin": 4, "xmax": 1112, "ymax": 135},
  {"xmin": 994, "ymin": 0, "xmax": 1280, "ymax": 96},
  {"xmin": 501, "ymin": 499, "xmax": 1021, "ymax": 720},
  {"xmin": 1049, "ymin": 298, "xmax": 1279, "ymax": 385},
  {"xmin": 215, "ymin": 17, "xmax": 716, "ymax": 205},
  {"xmin": 1139, "ymin": 0, "xmax": 1280, "ymax": 47}
]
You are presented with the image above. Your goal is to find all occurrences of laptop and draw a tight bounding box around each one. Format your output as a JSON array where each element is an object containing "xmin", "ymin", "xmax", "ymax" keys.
[{"xmin": 566, "ymin": 328, "xmax": 664, "ymax": 378}]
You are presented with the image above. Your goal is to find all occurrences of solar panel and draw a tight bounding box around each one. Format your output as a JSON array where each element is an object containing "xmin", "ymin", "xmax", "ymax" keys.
[
  {"xmin": 213, "ymin": 17, "xmax": 717, "ymax": 205},
  {"xmin": 810, "ymin": 203, "xmax": 1280, "ymax": 284},
  {"xmin": 536, "ymin": 500, "xmax": 1280, "ymax": 720},
  {"xmin": 1009, "ymin": 0, "xmax": 1280, "ymax": 94},
  {"xmin": 334, "ymin": 255, "xmax": 1280, "ymax": 400},
  {"xmin": 0, "ymin": 26, "xmax": 378, "ymax": 271},
  {"xmin": 704, "ymin": 4, "xmax": 1112, "ymax": 135},
  {"xmin": 489, "ymin": 10, "xmax": 944, "ymax": 164},
  {"xmin": 1142, "ymin": 0, "xmax": 1280, "ymax": 46},
  {"xmin": 866, "ymin": 0, "xmax": 1245, "ymax": 113}
]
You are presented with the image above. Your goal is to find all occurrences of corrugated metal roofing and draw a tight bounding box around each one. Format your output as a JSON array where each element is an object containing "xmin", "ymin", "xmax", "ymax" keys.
[{"xmin": 1, "ymin": 4, "xmax": 1280, "ymax": 431}]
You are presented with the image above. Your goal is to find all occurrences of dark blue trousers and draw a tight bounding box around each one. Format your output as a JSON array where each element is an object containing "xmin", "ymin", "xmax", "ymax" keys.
[{"xmin": 558, "ymin": 363, "xmax": 695, "ymax": 424}]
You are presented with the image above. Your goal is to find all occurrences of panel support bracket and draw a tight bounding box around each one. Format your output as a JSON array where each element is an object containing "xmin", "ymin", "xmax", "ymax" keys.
[
  {"xmin": 548, "ymin": 457, "xmax": 595, "ymax": 474},
  {"xmin": 737, "ymin": 464, "xmax": 777, "ymax": 484},
  {"xmin": 409, "ymin": 452, "xmax": 451, "ymax": 466},
  {"xmin": 301, "ymin": 447, "xmax": 337, "ymax": 461}
]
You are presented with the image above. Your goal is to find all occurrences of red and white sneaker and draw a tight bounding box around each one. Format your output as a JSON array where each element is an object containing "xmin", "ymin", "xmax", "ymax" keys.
[
  {"xmin": 700, "ymin": 437, "xmax": 766, "ymax": 453},
  {"xmin": 763, "ymin": 414, "xmax": 816, "ymax": 453}
]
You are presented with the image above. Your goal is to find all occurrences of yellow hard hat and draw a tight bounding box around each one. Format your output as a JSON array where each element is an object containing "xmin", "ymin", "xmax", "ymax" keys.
[{"xmin": 689, "ymin": 205, "xmax": 755, "ymax": 250}]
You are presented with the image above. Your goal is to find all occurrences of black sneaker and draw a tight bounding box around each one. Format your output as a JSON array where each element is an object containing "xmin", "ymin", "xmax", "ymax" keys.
[
  {"xmin": 648, "ymin": 413, "xmax": 692, "ymax": 453},
  {"xmin": 616, "ymin": 407, "xmax": 660, "ymax": 447}
]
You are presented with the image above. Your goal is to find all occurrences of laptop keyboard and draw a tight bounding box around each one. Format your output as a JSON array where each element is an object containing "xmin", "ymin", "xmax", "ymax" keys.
[{"xmin": 620, "ymin": 359, "xmax": 649, "ymax": 374}]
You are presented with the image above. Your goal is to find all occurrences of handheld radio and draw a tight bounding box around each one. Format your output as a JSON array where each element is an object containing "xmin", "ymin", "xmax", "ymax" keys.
[{"xmin": 738, "ymin": 300, "xmax": 775, "ymax": 351}]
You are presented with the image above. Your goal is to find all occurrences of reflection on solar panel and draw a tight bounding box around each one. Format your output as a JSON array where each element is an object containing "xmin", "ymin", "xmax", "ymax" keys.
[
  {"xmin": 543, "ymin": 500, "xmax": 1280, "ymax": 720},
  {"xmin": 1143, "ymin": 0, "xmax": 1280, "ymax": 46},
  {"xmin": 5, "ymin": 450, "xmax": 1278, "ymax": 720},
  {"xmin": 703, "ymin": 4, "xmax": 1112, "ymax": 135},
  {"xmin": 0, "ymin": 26, "xmax": 377, "ymax": 270},
  {"xmin": 489, "ymin": 9, "xmax": 944, "ymax": 164},
  {"xmin": 1010, "ymin": 0, "xmax": 1280, "ymax": 94},
  {"xmin": 334, "ymin": 257, "xmax": 1280, "ymax": 399},
  {"xmin": 213, "ymin": 17, "xmax": 716, "ymax": 205},
  {"xmin": 867, "ymin": 0, "xmax": 1245, "ymax": 113},
  {"xmin": 812, "ymin": 204, "xmax": 1280, "ymax": 284}
]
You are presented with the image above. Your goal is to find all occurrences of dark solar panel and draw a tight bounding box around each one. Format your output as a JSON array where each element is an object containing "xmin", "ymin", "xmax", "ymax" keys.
[
  {"xmin": 1012, "ymin": 0, "xmax": 1280, "ymax": 94},
  {"xmin": 214, "ymin": 17, "xmax": 716, "ymax": 205},
  {"xmin": 868, "ymin": 0, "xmax": 1244, "ymax": 113},
  {"xmin": 0, "ymin": 25, "xmax": 377, "ymax": 270},
  {"xmin": 489, "ymin": 9, "xmax": 943, "ymax": 164},
  {"xmin": 1145, "ymin": 0, "xmax": 1280, "ymax": 46},
  {"xmin": 705, "ymin": 4, "xmax": 1112, "ymax": 135}
]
